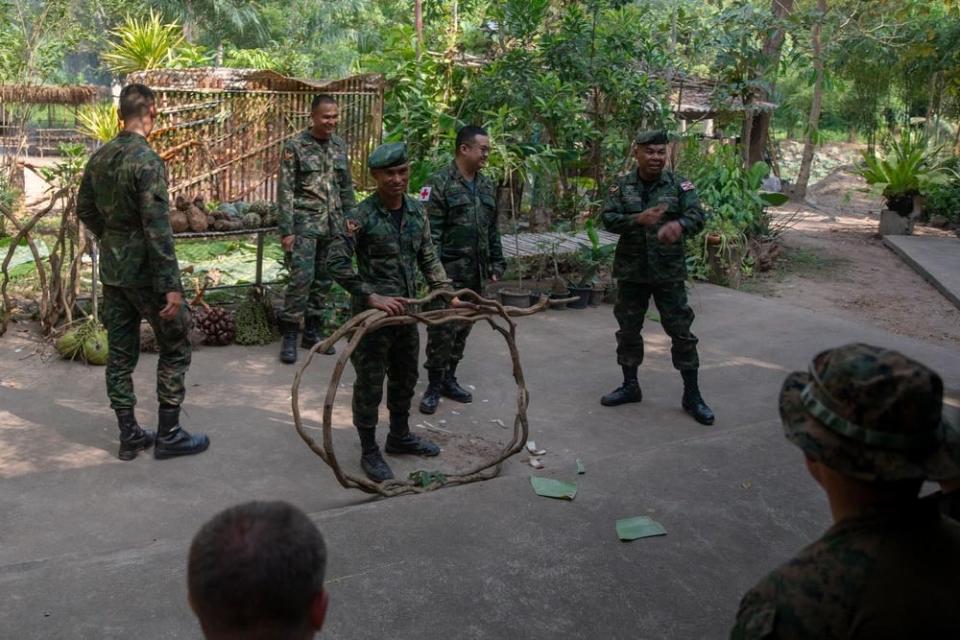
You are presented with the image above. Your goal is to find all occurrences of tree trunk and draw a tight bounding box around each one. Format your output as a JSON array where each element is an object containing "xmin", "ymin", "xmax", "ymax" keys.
[
  {"xmin": 742, "ymin": 107, "xmax": 754, "ymax": 168},
  {"xmin": 793, "ymin": 0, "xmax": 827, "ymax": 201},
  {"xmin": 414, "ymin": 0, "xmax": 423, "ymax": 58},
  {"xmin": 747, "ymin": 0, "xmax": 795, "ymax": 166}
]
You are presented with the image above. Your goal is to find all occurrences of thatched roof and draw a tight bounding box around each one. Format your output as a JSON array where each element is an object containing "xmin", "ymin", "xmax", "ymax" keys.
[
  {"xmin": 671, "ymin": 76, "xmax": 776, "ymax": 120},
  {"xmin": 126, "ymin": 68, "xmax": 384, "ymax": 94},
  {"xmin": 0, "ymin": 84, "xmax": 104, "ymax": 105}
]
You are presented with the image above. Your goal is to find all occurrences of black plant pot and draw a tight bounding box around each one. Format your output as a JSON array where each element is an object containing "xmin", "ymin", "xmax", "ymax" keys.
[
  {"xmin": 549, "ymin": 288, "xmax": 572, "ymax": 309},
  {"xmin": 589, "ymin": 287, "xmax": 604, "ymax": 306},
  {"xmin": 500, "ymin": 288, "xmax": 532, "ymax": 308},
  {"xmin": 885, "ymin": 193, "xmax": 915, "ymax": 217},
  {"xmin": 568, "ymin": 286, "xmax": 592, "ymax": 309}
]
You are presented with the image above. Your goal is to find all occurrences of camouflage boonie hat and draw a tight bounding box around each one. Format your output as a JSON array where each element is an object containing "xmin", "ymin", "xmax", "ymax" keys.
[
  {"xmin": 779, "ymin": 343, "xmax": 960, "ymax": 482},
  {"xmin": 634, "ymin": 130, "xmax": 669, "ymax": 145},
  {"xmin": 368, "ymin": 142, "xmax": 408, "ymax": 169}
]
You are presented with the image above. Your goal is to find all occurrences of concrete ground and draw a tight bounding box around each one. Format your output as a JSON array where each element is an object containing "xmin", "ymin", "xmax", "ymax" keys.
[
  {"xmin": 1, "ymin": 284, "xmax": 958, "ymax": 640},
  {"xmin": 884, "ymin": 235, "xmax": 960, "ymax": 310}
]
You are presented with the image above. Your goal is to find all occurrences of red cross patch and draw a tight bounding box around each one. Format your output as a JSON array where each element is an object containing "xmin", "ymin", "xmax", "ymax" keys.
[
  {"xmin": 419, "ymin": 186, "xmax": 432, "ymax": 201},
  {"xmin": 680, "ymin": 181, "xmax": 695, "ymax": 191}
]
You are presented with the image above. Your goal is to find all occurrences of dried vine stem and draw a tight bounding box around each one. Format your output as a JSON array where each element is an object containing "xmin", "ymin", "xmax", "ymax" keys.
[{"xmin": 292, "ymin": 288, "xmax": 573, "ymax": 497}]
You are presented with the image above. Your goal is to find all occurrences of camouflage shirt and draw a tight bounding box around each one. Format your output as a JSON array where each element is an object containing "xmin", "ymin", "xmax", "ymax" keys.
[
  {"xmin": 328, "ymin": 192, "xmax": 450, "ymax": 312},
  {"xmin": 731, "ymin": 499, "xmax": 960, "ymax": 639},
  {"xmin": 422, "ymin": 161, "xmax": 506, "ymax": 287},
  {"xmin": 600, "ymin": 168, "xmax": 706, "ymax": 283},
  {"xmin": 77, "ymin": 131, "xmax": 181, "ymax": 292},
  {"xmin": 277, "ymin": 130, "xmax": 356, "ymax": 238}
]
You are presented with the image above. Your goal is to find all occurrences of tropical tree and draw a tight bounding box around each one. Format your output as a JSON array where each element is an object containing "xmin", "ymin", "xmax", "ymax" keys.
[{"xmin": 101, "ymin": 10, "xmax": 186, "ymax": 74}]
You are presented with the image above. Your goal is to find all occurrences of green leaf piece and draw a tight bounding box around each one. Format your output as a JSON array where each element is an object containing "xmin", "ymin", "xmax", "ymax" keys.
[
  {"xmin": 530, "ymin": 476, "xmax": 577, "ymax": 500},
  {"xmin": 758, "ymin": 191, "xmax": 789, "ymax": 206},
  {"xmin": 616, "ymin": 516, "xmax": 667, "ymax": 541},
  {"xmin": 409, "ymin": 470, "xmax": 447, "ymax": 488}
]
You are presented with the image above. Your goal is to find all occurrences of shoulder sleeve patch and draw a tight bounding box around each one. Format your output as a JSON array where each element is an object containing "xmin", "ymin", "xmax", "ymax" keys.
[
  {"xmin": 680, "ymin": 180, "xmax": 696, "ymax": 192},
  {"xmin": 608, "ymin": 183, "xmax": 620, "ymax": 195},
  {"xmin": 419, "ymin": 186, "xmax": 432, "ymax": 202}
]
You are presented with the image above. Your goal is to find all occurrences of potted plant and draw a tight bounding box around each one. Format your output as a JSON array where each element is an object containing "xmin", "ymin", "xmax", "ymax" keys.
[
  {"xmin": 575, "ymin": 219, "xmax": 613, "ymax": 306},
  {"xmin": 859, "ymin": 131, "xmax": 948, "ymax": 234},
  {"xmin": 700, "ymin": 217, "xmax": 746, "ymax": 287}
]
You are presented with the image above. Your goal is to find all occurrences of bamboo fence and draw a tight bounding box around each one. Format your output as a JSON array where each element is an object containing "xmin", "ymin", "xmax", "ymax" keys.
[{"xmin": 127, "ymin": 68, "xmax": 385, "ymax": 202}]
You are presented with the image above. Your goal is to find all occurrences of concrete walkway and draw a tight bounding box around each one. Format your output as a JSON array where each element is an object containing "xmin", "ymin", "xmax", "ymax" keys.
[
  {"xmin": 1, "ymin": 285, "xmax": 958, "ymax": 639},
  {"xmin": 884, "ymin": 235, "xmax": 960, "ymax": 310}
]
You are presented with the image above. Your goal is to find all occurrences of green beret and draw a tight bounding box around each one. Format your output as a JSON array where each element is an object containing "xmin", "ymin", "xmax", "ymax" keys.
[
  {"xmin": 368, "ymin": 142, "xmax": 408, "ymax": 169},
  {"xmin": 634, "ymin": 130, "xmax": 669, "ymax": 145}
]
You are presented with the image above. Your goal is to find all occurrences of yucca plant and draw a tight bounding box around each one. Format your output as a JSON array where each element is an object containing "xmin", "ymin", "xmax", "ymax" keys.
[
  {"xmin": 859, "ymin": 131, "xmax": 948, "ymax": 216},
  {"xmin": 101, "ymin": 10, "xmax": 185, "ymax": 75},
  {"xmin": 76, "ymin": 103, "xmax": 121, "ymax": 143}
]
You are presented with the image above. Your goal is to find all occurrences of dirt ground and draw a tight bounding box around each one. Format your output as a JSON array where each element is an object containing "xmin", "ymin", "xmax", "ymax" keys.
[{"xmin": 745, "ymin": 162, "xmax": 960, "ymax": 345}]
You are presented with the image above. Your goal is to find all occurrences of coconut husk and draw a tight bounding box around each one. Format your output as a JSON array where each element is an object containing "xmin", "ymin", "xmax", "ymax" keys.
[
  {"xmin": 174, "ymin": 195, "xmax": 191, "ymax": 212},
  {"xmin": 170, "ymin": 210, "xmax": 190, "ymax": 233},
  {"xmin": 188, "ymin": 205, "xmax": 208, "ymax": 232},
  {"xmin": 214, "ymin": 219, "xmax": 244, "ymax": 232}
]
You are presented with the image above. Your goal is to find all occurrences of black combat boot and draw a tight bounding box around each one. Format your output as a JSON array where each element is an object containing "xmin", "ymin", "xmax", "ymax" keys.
[
  {"xmin": 301, "ymin": 316, "xmax": 335, "ymax": 355},
  {"xmin": 357, "ymin": 426, "xmax": 394, "ymax": 482},
  {"xmin": 600, "ymin": 366, "xmax": 642, "ymax": 406},
  {"xmin": 116, "ymin": 408, "xmax": 155, "ymax": 461},
  {"xmin": 441, "ymin": 362, "xmax": 473, "ymax": 403},
  {"xmin": 385, "ymin": 412, "xmax": 440, "ymax": 456},
  {"xmin": 154, "ymin": 405, "xmax": 210, "ymax": 459},
  {"xmin": 280, "ymin": 321, "xmax": 298, "ymax": 364},
  {"xmin": 418, "ymin": 369, "xmax": 445, "ymax": 414},
  {"xmin": 681, "ymin": 369, "xmax": 715, "ymax": 425}
]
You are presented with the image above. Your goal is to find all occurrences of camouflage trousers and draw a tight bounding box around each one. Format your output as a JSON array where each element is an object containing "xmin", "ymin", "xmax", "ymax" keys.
[
  {"xmin": 281, "ymin": 235, "xmax": 333, "ymax": 324},
  {"xmin": 614, "ymin": 280, "xmax": 699, "ymax": 371},
  {"xmin": 350, "ymin": 324, "xmax": 420, "ymax": 428},
  {"xmin": 102, "ymin": 285, "xmax": 192, "ymax": 410},
  {"xmin": 423, "ymin": 280, "xmax": 478, "ymax": 371},
  {"xmin": 425, "ymin": 320, "xmax": 473, "ymax": 371}
]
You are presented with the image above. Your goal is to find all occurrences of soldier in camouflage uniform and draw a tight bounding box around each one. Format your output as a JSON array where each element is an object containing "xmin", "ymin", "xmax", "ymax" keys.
[
  {"xmin": 419, "ymin": 125, "xmax": 506, "ymax": 415},
  {"xmin": 599, "ymin": 130, "xmax": 714, "ymax": 425},
  {"xmin": 327, "ymin": 143, "xmax": 454, "ymax": 482},
  {"xmin": 77, "ymin": 83, "xmax": 209, "ymax": 461},
  {"xmin": 277, "ymin": 94, "xmax": 356, "ymax": 364},
  {"xmin": 731, "ymin": 343, "xmax": 960, "ymax": 639}
]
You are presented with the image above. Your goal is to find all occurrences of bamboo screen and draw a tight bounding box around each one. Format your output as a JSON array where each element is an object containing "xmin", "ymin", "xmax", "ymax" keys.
[{"xmin": 126, "ymin": 69, "xmax": 384, "ymax": 202}]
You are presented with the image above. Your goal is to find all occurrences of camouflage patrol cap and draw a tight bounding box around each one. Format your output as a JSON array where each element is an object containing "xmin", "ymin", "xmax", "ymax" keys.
[
  {"xmin": 779, "ymin": 343, "xmax": 960, "ymax": 482},
  {"xmin": 634, "ymin": 130, "xmax": 669, "ymax": 145},
  {"xmin": 367, "ymin": 142, "xmax": 408, "ymax": 169}
]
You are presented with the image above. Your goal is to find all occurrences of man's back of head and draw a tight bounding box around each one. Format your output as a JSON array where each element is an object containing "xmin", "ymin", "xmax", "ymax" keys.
[
  {"xmin": 188, "ymin": 500, "xmax": 328, "ymax": 640},
  {"xmin": 731, "ymin": 343, "xmax": 960, "ymax": 639}
]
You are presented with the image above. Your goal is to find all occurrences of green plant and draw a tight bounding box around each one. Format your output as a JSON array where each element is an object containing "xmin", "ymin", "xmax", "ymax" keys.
[
  {"xmin": 76, "ymin": 103, "xmax": 120, "ymax": 143},
  {"xmin": 921, "ymin": 180, "xmax": 960, "ymax": 224},
  {"xmin": 677, "ymin": 139, "xmax": 785, "ymax": 286},
  {"xmin": 574, "ymin": 218, "xmax": 613, "ymax": 287},
  {"xmin": 859, "ymin": 131, "xmax": 949, "ymax": 207},
  {"xmin": 101, "ymin": 10, "xmax": 186, "ymax": 74}
]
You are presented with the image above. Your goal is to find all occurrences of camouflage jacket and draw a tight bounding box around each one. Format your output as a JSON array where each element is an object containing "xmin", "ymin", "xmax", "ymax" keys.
[
  {"xmin": 277, "ymin": 130, "xmax": 356, "ymax": 238},
  {"xmin": 422, "ymin": 161, "xmax": 506, "ymax": 287},
  {"xmin": 328, "ymin": 192, "xmax": 451, "ymax": 312},
  {"xmin": 731, "ymin": 500, "xmax": 960, "ymax": 639},
  {"xmin": 600, "ymin": 168, "xmax": 706, "ymax": 283},
  {"xmin": 77, "ymin": 131, "xmax": 181, "ymax": 292}
]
